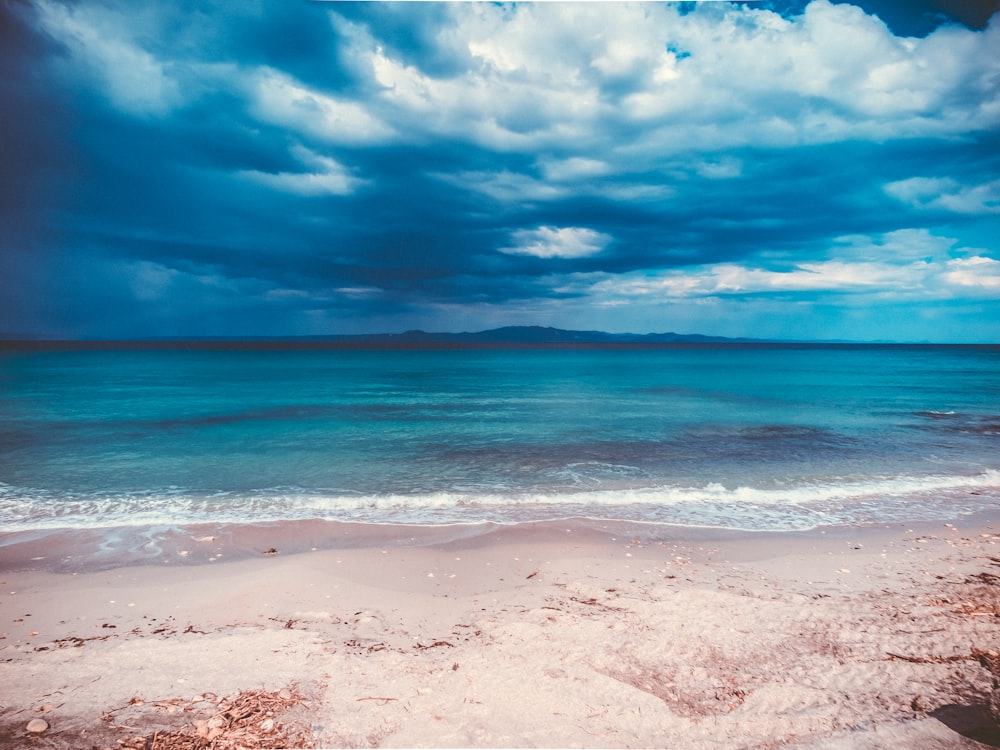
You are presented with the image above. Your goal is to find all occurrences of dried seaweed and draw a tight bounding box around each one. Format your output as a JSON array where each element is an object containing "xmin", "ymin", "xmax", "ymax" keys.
[
  {"xmin": 965, "ymin": 571, "xmax": 1000, "ymax": 586},
  {"xmin": 101, "ymin": 685, "xmax": 315, "ymax": 750}
]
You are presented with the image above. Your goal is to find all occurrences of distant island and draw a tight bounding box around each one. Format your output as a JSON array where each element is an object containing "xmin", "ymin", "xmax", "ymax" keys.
[{"xmin": 324, "ymin": 326, "xmax": 760, "ymax": 345}]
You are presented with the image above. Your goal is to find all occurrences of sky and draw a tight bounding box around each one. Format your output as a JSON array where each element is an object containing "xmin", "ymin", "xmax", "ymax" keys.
[{"xmin": 2, "ymin": 0, "xmax": 999, "ymax": 342}]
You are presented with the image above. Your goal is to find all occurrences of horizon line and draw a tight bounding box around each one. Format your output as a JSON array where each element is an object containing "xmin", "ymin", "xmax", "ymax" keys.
[{"xmin": 2, "ymin": 337, "xmax": 995, "ymax": 351}]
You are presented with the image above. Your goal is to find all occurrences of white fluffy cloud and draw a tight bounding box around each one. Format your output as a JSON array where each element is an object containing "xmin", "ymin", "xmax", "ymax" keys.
[
  {"xmin": 942, "ymin": 256, "xmax": 1000, "ymax": 290},
  {"xmin": 247, "ymin": 68, "xmax": 394, "ymax": 145},
  {"xmin": 827, "ymin": 229, "xmax": 961, "ymax": 261},
  {"xmin": 36, "ymin": 0, "xmax": 1000, "ymax": 161},
  {"xmin": 314, "ymin": 1, "xmax": 998, "ymax": 209},
  {"xmin": 885, "ymin": 177, "xmax": 1000, "ymax": 214},
  {"xmin": 616, "ymin": 0, "xmax": 1000, "ymax": 146},
  {"xmin": 363, "ymin": 1, "xmax": 1000, "ymax": 155},
  {"xmin": 583, "ymin": 260, "xmax": 922, "ymax": 299},
  {"xmin": 575, "ymin": 230, "xmax": 998, "ymax": 303},
  {"xmin": 500, "ymin": 227, "xmax": 612, "ymax": 259},
  {"xmin": 433, "ymin": 170, "xmax": 567, "ymax": 203}
]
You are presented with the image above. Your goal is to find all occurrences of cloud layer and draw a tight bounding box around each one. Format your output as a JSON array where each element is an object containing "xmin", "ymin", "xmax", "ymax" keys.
[{"xmin": 2, "ymin": 0, "xmax": 998, "ymax": 341}]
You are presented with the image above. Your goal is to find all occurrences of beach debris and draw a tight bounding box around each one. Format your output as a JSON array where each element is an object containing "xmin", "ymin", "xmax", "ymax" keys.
[
  {"xmin": 99, "ymin": 684, "xmax": 315, "ymax": 749},
  {"xmin": 885, "ymin": 647, "xmax": 1000, "ymax": 673},
  {"xmin": 885, "ymin": 651, "xmax": 972, "ymax": 665},
  {"xmin": 526, "ymin": 568, "xmax": 540, "ymax": 579},
  {"xmin": 263, "ymin": 548, "xmax": 277, "ymax": 556},
  {"xmin": 568, "ymin": 595, "xmax": 628, "ymax": 614},
  {"xmin": 344, "ymin": 637, "xmax": 391, "ymax": 654},
  {"xmin": 26, "ymin": 718, "xmax": 49, "ymax": 733},
  {"xmin": 37, "ymin": 633, "xmax": 114, "ymax": 651},
  {"xmin": 414, "ymin": 640, "xmax": 455, "ymax": 650},
  {"xmin": 975, "ymin": 649, "xmax": 1000, "ymax": 675},
  {"xmin": 965, "ymin": 571, "xmax": 1000, "ymax": 586}
]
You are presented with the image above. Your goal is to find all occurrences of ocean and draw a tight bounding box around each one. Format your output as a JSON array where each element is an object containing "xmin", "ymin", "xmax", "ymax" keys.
[{"xmin": 1, "ymin": 345, "xmax": 998, "ymax": 533}]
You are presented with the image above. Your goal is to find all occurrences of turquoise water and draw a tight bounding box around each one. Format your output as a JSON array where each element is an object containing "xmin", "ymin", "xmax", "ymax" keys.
[{"xmin": 1, "ymin": 345, "xmax": 998, "ymax": 531}]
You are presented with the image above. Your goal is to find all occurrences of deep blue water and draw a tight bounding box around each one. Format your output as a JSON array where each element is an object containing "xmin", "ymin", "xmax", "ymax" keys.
[{"xmin": 1, "ymin": 345, "xmax": 998, "ymax": 531}]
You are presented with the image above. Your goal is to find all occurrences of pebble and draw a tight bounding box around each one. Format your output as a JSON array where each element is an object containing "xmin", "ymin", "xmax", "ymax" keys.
[{"xmin": 26, "ymin": 718, "xmax": 49, "ymax": 733}]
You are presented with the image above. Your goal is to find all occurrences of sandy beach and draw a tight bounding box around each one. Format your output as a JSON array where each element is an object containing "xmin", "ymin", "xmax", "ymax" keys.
[{"xmin": 1, "ymin": 518, "xmax": 999, "ymax": 749}]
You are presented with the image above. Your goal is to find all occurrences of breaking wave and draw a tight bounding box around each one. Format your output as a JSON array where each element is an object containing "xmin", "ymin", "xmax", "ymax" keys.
[{"xmin": 2, "ymin": 469, "xmax": 998, "ymax": 534}]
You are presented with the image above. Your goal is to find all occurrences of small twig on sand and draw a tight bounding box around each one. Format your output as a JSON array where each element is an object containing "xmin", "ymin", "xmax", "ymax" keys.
[
  {"xmin": 414, "ymin": 640, "xmax": 455, "ymax": 650},
  {"xmin": 886, "ymin": 652, "xmax": 972, "ymax": 664}
]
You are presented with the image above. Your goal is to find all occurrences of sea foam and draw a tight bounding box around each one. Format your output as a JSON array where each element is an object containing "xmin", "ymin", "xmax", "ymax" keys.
[{"xmin": 2, "ymin": 469, "xmax": 997, "ymax": 533}]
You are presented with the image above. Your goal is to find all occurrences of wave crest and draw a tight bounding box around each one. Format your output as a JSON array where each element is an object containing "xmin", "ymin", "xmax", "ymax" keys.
[{"xmin": 2, "ymin": 469, "xmax": 998, "ymax": 533}]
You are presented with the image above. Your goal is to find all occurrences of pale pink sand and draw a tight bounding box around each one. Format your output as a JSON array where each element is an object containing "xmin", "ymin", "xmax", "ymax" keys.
[{"xmin": 1, "ymin": 518, "xmax": 999, "ymax": 748}]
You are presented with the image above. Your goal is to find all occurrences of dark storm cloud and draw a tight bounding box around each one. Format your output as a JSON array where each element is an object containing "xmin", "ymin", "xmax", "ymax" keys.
[{"xmin": 1, "ymin": 0, "xmax": 998, "ymax": 340}]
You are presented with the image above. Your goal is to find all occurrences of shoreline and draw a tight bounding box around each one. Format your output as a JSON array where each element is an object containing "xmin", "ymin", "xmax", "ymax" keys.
[
  {"xmin": 2, "ymin": 516, "xmax": 999, "ymax": 748},
  {"xmin": 3, "ymin": 511, "xmax": 1000, "ymax": 574}
]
